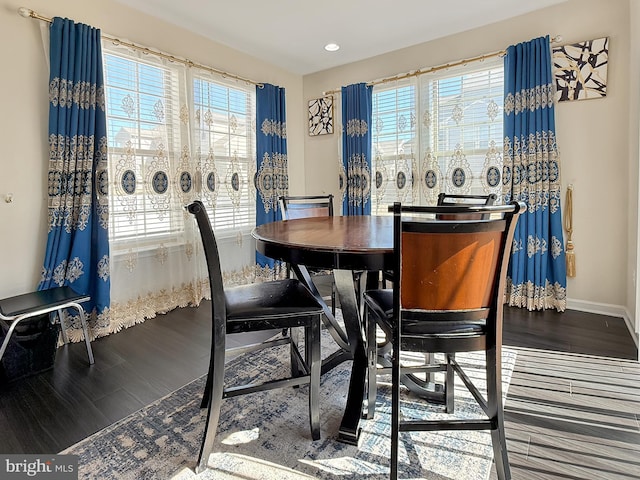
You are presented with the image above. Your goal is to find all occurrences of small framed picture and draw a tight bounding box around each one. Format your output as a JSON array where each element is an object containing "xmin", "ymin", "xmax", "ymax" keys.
[{"xmin": 308, "ymin": 96, "xmax": 333, "ymax": 136}]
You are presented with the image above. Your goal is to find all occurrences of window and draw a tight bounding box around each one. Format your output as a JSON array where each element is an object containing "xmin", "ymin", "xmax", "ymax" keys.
[
  {"xmin": 371, "ymin": 58, "xmax": 504, "ymax": 214},
  {"xmin": 192, "ymin": 76, "xmax": 255, "ymax": 231},
  {"xmin": 372, "ymin": 81, "xmax": 417, "ymax": 214},
  {"xmin": 103, "ymin": 45, "xmax": 256, "ymax": 246}
]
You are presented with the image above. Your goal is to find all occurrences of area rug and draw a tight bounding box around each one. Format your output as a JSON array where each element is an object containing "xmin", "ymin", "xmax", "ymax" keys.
[{"xmin": 63, "ymin": 313, "xmax": 517, "ymax": 480}]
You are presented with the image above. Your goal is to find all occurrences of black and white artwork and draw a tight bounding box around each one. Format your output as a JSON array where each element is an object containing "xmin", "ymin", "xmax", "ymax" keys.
[
  {"xmin": 308, "ymin": 96, "xmax": 333, "ymax": 135},
  {"xmin": 553, "ymin": 37, "xmax": 608, "ymax": 102}
]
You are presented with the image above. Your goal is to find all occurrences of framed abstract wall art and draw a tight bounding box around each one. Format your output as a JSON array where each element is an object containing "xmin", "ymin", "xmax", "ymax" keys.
[
  {"xmin": 308, "ymin": 96, "xmax": 333, "ymax": 136},
  {"xmin": 552, "ymin": 37, "xmax": 609, "ymax": 102}
]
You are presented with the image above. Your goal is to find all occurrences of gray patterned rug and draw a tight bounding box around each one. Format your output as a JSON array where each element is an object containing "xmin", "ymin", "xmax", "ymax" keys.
[{"xmin": 63, "ymin": 318, "xmax": 516, "ymax": 480}]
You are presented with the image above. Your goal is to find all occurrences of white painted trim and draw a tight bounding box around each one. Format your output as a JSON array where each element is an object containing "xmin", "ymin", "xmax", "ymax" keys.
[{"xmin": 566, "ymin": 298, "xmax": 639, "ymax": 354}]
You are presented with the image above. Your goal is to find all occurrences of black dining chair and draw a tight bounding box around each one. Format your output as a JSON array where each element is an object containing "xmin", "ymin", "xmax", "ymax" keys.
[
  {"xmin": 364, "ymin": 201, "xmax": 524, "ymax": 480},
  {"xmin": 187, "ymin": 200, "xmax": 324, "ymax": 474},
  {"xmin": 279, "ymin": 194, "xmax": 337, "ymax": 314}
]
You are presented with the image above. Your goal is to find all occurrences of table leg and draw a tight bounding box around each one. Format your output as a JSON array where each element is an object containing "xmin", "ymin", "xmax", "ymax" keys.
[
  {"xmin": 333, "ymin": 269, "xmax": 367, "ymax": 445},
  {"xmin": 292, "ymin": 265, "xmax": 368, "ymax": 445}
]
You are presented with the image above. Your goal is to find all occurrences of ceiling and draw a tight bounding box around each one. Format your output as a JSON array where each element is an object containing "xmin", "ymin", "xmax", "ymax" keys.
[{"xmin": 114, "ymin": 0, "xmax": 567, "ymax": 75}]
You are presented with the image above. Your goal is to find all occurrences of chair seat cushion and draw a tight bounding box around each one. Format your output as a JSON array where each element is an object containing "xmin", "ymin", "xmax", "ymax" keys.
[
  {"xmin": 0, "ymin": 286, "xmax": 89, "ymax": 318},
  {"xmin": 225, "ymin": 279, "xmax": 323, "ymax": 333},
  {"xmin": 364, "ymin": 288, "xmax": 486, "ymax": 336}
]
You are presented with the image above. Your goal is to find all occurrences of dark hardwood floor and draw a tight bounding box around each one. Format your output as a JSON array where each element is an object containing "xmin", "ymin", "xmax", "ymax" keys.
[
  {"xmin": 1, "ymin": 293, "xmax": 638, "ymax": 478},
  {"xmin": 502, "ymin": 306, "xmax": 637, "ymax": 360}
]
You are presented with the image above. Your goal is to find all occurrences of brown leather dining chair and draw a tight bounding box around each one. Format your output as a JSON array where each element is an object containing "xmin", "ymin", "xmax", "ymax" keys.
[
  {"xmin": 279, "ymin": 194, "xmax": 336, "ymax": 314},
  {"xmin": 363, "ymin": 201, "xmax": 524, "ymax": 480},
  {"xmin": 187, "ymin": 200, "xmax": 324, "ymax": 474}
]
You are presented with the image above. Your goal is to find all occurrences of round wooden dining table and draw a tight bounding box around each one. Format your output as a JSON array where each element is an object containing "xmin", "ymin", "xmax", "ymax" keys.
[{"xmin": 252, "ymin": 215, "xmax": 394, "ymax": 445}]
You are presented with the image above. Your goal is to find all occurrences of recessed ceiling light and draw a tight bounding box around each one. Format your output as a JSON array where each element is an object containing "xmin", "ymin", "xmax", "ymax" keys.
[{"xmin": 324, "ymin": 43, "xmax": 340, "ymax": 52}]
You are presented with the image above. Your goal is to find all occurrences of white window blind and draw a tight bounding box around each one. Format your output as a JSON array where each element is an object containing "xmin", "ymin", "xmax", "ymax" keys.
[
  {"xmin": 371, "ymin": 57, "xmax": 504, "ymax": 213},
  {"xmin": 192, "ymin": 75, "xmax": 256, "ymax": 231},
  {"xmin": 372, "ymin": 80, "xmax": 417, "ymax": 215},
  {"xmin": 103, "ymin": 45, "xmax": 256, "ymax": 246},
  {"xmin": 104, "ymin": 51, "xmax": 185, "ymax": 243}
]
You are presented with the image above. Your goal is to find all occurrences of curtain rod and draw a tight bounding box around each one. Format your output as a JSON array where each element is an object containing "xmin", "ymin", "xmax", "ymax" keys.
[
  {"xmin": 322, "ymin": 35, "xmax": 562, "ymax": 96},
  {"xmin": 17, "ymin": 7, "xmax": 264, "ymax": 88}
]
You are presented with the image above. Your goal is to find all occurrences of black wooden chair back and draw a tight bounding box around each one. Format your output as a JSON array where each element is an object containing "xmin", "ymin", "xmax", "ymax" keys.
[
  {"xmin": 278, "ymin": 194, "xmax": 337, "ymax": 314},
  {"xmin": 279, "ymin": 194, "xmax": 334, "ymax": 220},
  {"xmin": 436, "ymin": 192, "xmax": 497, "ymax": 220}
]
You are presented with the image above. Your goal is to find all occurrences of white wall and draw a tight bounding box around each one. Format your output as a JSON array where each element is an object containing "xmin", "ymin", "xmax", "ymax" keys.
[
  {"xmin": 0, "ymin": 0, "xmax": 304, "ymax": 298},
  {"xmin": 630, "ymin": 1, "xmax": 640, "ymax": 340},
  {"xmin": 303, "ymin": 0, "xmax": 637, "ymax": 339}
]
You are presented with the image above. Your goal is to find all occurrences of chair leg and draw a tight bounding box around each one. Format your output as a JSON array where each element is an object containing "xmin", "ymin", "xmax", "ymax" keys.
[
  {"xmin": 445, "ymin": 353, "xmax": 455, "ymax": 413},
  {"xmin": 423, "ymin": 352, "xmax": 433, "ymax": 384},
  {"xmin": 331, "ymin": 280, "xmax": 336, "ymax": 316},
  {"xmin": 290, "ymin": 326, "xmax": 302, "ymax": 380},
  {"xmin": 200, "ymin": 373, "xmax": 212, "ymax": 409},
  {"xmin": 365, "ymin": 307, "xmax": 377, "ymax": 420},
  {"xmin": 491, "ymin": 418, "xmax": 511, "ymax": 480},
  {"xmin": 390, "ymin": 324, "xmax": 401, "ymax": 480},
  {"xmin": 56, "ymin": 308, "xmax": 69, "ymax": 344},
  {"xmin": 0, "ymin": 321, "xmax": 18, "ymax": 362},
  {"xmin": 306, "ymin": 314, "xmax": 321, "ymax": 440},
  {"xmin": 196, "ymin": 336, "xmax": 227, "ymax": 473},
  {"xmin": 486, "ymin": 347, "xmax": 511, "ymax": 480},
  {"xmin": 71, "ymin": 302, "xmax": 94, "ymax": 365}
]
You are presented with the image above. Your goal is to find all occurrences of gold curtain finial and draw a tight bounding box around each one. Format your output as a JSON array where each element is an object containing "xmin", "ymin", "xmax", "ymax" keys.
[{"xmin": 564, "ymin": 184, "xmax": 575, "ymax": 277}]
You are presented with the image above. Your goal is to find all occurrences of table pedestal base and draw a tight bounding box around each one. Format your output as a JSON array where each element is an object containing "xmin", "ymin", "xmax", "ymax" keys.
[{"xmin": 333, "ymin": 269, "xmax": 367, "ymax": 445}]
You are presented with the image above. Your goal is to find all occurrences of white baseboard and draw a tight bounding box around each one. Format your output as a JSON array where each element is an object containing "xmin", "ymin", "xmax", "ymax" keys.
[{"xmin": 566, "ymin": 298, "xmax": 639, "ymax": 351}]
